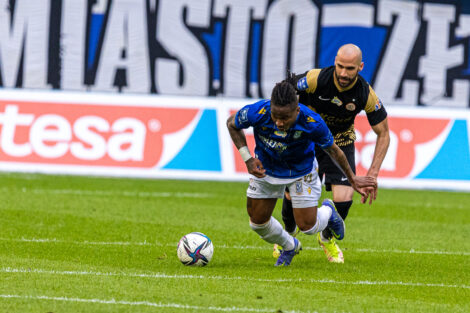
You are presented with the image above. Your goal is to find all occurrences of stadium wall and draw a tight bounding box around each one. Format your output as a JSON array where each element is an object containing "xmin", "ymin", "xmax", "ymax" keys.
[
  {"xmin": 0, "ymin": 89, "xmax": 469, "ymax": 191},
  {"xmin": 0, "ymin": 0, "xmax": 470, "ymax": 108}
]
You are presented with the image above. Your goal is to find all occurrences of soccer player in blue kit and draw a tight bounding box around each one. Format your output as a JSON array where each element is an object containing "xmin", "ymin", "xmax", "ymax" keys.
[{"xmin": 227, "ymin": 81, "xmax": 377, "ymax": 266}]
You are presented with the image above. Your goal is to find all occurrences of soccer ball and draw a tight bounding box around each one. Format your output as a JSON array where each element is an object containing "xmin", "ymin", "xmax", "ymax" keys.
[{"xmin": 177, "ymin": 232, "xmax": 213, "ymax": 266}]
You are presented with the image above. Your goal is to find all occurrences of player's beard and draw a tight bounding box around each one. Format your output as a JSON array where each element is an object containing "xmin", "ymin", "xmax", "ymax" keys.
[{"xmin": 335, "ymin": 70, "xmax": 358, "ymax": 88}]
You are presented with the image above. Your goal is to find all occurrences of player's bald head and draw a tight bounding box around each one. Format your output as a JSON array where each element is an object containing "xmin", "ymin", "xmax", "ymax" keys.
[{"xmin": 337, "ymin": 44, "xmax": 362, "ymax": 65}]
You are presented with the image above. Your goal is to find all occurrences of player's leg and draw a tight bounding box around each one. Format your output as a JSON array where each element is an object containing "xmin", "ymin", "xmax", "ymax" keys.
[
  {"xmin": 331, "ymin": 185, "xmax": 354, "ymax": 220},
  {"xmin": 273, "ymin": 191, "xmax": 298, "ymax": 258},
  {"xmin": 246, "ymin": 177, "xmax": 300, "ymax": 266},
  {"xmin": 281, "ymin": 191, "xmax": 297, "ymax": 234},
  {"xmin": 280, "ymin": 159, "xmax": 324, "ymax": 234},
  {"xmin": 324, "ymin": 143, "xmax": 355, "ymax": 221},
  {"xmin": 315, "ymin": 145, "xmax": 355, "ymax": 263},
  {"xmin": 287, "ymin": 168, "xmax": 345, "ymax": 241}
]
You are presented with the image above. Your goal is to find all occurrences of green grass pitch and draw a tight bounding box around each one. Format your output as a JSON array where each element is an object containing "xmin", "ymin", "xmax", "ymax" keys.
[{"xmin": 0, "ymin": 172, "xmax": 468, "ymax": 312}]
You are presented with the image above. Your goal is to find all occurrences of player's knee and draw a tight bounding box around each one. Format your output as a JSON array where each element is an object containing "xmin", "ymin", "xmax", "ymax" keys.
[
  {"xmin": 295, "ymin": 219, "xmax": 316, "ymax": 232},
  {"xmin": 249, "ymin": 220, "xmax": 270, "ymax": 237}
]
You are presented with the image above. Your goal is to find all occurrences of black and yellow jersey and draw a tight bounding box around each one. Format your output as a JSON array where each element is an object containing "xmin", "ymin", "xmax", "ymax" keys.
[{"xmin": 296, "ymin": 66, "xmax": 387, "ymax": 146}]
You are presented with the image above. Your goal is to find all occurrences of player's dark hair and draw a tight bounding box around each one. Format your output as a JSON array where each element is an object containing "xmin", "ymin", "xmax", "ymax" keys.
[{"xmin": 271, "ymin": 81, "xmax": 297, "ymax": 107}]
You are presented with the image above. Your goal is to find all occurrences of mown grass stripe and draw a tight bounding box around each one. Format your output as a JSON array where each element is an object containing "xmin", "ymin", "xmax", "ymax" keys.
[
  {"xmin": 1, "ymin": 187, "xmax": 214, "ymax": 198},
  {"xmin": 2, "ymin": 267, "xmax": 468, "ymax": 289},
  {"xmin": 1, "ymin": 237, "xmax": 468, "ymax": 256},
  {"xmin": 0, "ymin": 294, "xmax": 284, "ymax": 312}
]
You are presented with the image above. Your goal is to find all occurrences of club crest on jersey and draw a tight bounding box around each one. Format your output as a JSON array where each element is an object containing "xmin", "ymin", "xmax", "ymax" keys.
[
  {"xmin": 332, "ymin": 97, "xmax": 342, "ymax": 106},
  {"xmin": 375, "ymin": 98, "xmax": 383, "ymax": 111},
  {"xmin": 274, "ymin": 130, "xmax": 287, "ymax": 137},
  {"xmin": 295, "ymin": 181, "xmax": 303, "ymax": 194},
  {"xmin": 293, "ymin": 131, "xmax": 302, "ymax": 139},
  {"xmin": 345, "ymin": 103, "xmax": 356, "ymax": 111},
  {"xmin": 258, "ymin": 107, "xmax": 267, "ymax": 114},
  {"xmin": 307, "ymin": 116, "xmax": 316, "ymax": 123}
]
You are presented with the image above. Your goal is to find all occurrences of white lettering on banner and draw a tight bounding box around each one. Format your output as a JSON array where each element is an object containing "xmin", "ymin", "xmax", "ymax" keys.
[
  {"xmin": 30, "ymin": 115, "xmax": 72, "ymax": 159},
  {"xmin": 108, "ymin": 118, "xmax": 146, "ymax": 161},
  {"xmin": 92, "ymin": 0, "xmax": 109, "ymax": 14},
  {"xmin": 61, "ymin": 0, "xmax": 87, "ymax": 90},
  {"xmin": 322, "ymin": 3, "xmax": 374, "ymax": 27},
  {"xmin": 71, "ymin": 116, "xmax": 109, "ymax": 160},
  {"xmin": 0, "ymin": 105, "xmax": 146, "ymax": 162},
  {"xmin": 93, "ymin": 0, "xmax": 151, "ymax": 93},
  {"xmin": 419, "ymin": 3, "xmax": 469, "ymax": 107},
  {"xmin": 261, "ymin": 0, "xmax": 318, "ymax": 98},
  {"xmin": 0, "ymin": 105, "xmax": 34, "ymax": 157},
  {"xmin": 155, "ymin": 0, "xmax": 211, "ymax": 95},
  {"xmin": 0, "ymin": 0, "xmax": 50, "ymax": 88},
  {"xmin": 375, "ymin": 0, "xmax": 420, "ymax": 106},
  {"xmin": 213, "ymin": 0, "xmax": 268, "ymax": 98}
]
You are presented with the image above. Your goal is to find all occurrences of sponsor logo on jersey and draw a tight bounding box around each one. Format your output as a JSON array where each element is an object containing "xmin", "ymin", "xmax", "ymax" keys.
[
  {"xmin": 345, "ymin": 103, "xmax": 356, "ymax": 111},
  {"xmin": 307, "ymin": 116, "xmax": 316, "ymax": 123},
  {"xmin": 297, "ymin": 77, "xmax": 309, "ymax": 91},
  {"xmin": 332, "ymin": 97, "xmax": 342, "ymax": 106},
  {"xmin": 259, "ymin": 135, "xmax": 287, "ymax": 155},
  {"xmin": 258, "ymin": 107, "xmax": 267, "ymax": 114},
  {"xmin": 274, "ymin": 130, "xmax": 287, "ymax": 137}
]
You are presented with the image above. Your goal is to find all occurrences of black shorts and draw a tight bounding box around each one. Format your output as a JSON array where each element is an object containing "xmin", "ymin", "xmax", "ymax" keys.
[{"xmin": 315, "ymin": 143, "xmax": 356, "ymax": 191}]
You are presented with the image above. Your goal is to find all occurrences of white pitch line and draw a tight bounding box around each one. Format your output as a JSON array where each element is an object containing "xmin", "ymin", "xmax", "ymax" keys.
[
  {"xmin": 2, "ymin": 237, "xmax": 469, "ymax": 256},
  {"xmin": 1, "ymin": 267, "xmax": 468, "ymax": 290},
  {"xmin": 0, "ymin": 187, "xmax": 214, "ymax": 198},
  {"xmin": 0, "ymin": 294, "xmax": 285, "ymax": 313}
]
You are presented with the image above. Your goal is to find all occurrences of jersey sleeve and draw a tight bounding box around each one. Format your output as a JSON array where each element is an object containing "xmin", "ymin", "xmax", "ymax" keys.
[
  {"xmin": 234, "ymin": 101, "xmax": 267, "ymax": 129},
  {"xmin": 365, "ymin": 85, "xmax": 387, "ymax": 126},
  {"xmin": 296, "ymin": 69, "xmax": 321, "ymax": 93},
  {"xmin": 307, "ymin": 115, "xmax": 334, "ymax": 149}
]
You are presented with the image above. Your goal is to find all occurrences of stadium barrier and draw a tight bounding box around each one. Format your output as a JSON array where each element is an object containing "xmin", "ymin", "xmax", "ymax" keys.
[{"xmin": 0, "ymin": 89, "xmax": 469, "ymax": 191}]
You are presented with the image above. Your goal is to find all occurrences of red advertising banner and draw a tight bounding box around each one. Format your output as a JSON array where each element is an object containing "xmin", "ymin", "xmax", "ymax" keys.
[{"xmin": 0, "ymin": 100, "xmax": 198, "ymax": 168}]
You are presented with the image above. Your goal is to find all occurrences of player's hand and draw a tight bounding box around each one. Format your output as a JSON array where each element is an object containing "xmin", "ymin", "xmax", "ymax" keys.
[
  {"xmin": 246, "ymin": 158, "xmax": 266, "ymax": 178},
  {"xmin": 350, "ymin": 176, "xmax": 377, "ymax": 202},
  {"xmin": 353, "ymin": 176, "xmax": 377, "ymax": 189},
  {"xmin": 360, "ymin": 186, "xmax": 377, "ymax": 205}
]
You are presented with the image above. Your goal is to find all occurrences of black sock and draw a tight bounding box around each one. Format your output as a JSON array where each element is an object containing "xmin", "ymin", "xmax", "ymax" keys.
[
  {"xmin": 281, "ymin": 195, "xmax": 296, "ymax": 234},
  {"xmin": 334, "ymin": 200, "xmax": 353, "ymax": 220},
  {"xmin": 321, "ymin": 200, "xmax": 353, "ymax": 240}
]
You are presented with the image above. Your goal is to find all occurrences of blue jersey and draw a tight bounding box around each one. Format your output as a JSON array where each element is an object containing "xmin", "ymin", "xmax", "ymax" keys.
[{"xmin": 234, "ymin": 99, "xmax": 334, "ymax": 178}]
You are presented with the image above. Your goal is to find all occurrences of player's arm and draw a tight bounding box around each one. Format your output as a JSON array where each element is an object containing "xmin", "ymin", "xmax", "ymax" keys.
[
  {"xmin": 323, "ymin": 143, "xmax": 377, "ymax": 200},
  {"xmin": 364, "ymin": 87, "xmax": 390, "ymax": 179},
  {"xmin": 226, "ymin": 114, "xmax": 266, "ymax": 178},
  {"xmin": 368, "ymin": 118, "xmax": 390, "ymax": 178},
  {"xmin": 312, "ymin": 115, "xmax": 376, "ymax": 202}
]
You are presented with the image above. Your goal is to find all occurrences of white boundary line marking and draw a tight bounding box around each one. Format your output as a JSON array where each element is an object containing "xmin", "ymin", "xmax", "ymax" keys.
[
  {"xmin": 1, "ymin": 267, "xmax": 468, "ymax": 290},
  {"xmin": 1, "ymin": 237, "xmax": 469, "ymax": 256},
  {"xmin": 0, "ymin": 294, "xmax": 283, "ymax": 312},
  {"xmin": 0, "ymin": 187, "xmax": 214, "ymax": 198}
]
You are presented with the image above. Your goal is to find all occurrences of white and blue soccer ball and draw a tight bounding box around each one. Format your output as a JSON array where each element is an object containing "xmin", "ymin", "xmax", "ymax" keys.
[{"xmin": 177, "ymin": 232, "xmax": 213, "ymax": 266}]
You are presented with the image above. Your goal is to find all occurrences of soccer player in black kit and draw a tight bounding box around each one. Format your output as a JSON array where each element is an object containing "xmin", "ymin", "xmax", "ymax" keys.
[{"xmin": 277, "ymin": 44, "xmax": 390, "ymax": 263}]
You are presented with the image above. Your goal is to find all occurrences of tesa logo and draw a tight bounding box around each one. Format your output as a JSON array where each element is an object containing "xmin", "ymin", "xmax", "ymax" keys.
[{"xmin": 0, "ymin": 100, "xmax": 199, "ymax": 168}]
